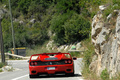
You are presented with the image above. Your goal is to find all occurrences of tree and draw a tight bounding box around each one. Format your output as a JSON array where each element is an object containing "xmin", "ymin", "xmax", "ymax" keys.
[
  {"xmin": 63, "ymin": 13, "xmax": 90, "ymax": 43},
  {"xmin": 50, "ymin": 11, "xmax": 73, "ymax": 45},
  {"xmin": 56, "ymin": 0, "xmax": 80, "ymax": 13}
]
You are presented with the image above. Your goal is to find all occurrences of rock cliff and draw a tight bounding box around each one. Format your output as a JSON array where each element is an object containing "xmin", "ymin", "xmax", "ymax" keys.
[{"xmin": 91, "ymin": 7, "xmax": 120, "ymax": 78}]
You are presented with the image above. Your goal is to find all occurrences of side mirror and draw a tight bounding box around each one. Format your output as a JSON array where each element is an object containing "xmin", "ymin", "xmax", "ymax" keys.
[{"xmin": 73, "ymin": 57, "xmax": 77, "ymax": 60}]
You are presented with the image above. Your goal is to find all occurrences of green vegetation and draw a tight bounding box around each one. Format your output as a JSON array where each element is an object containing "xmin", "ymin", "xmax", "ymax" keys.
[
  {"xmin": 0, "ymin": 0, "xmax": 119, "ymax": 51},
  {"xmin": 102, "ymin": 0, "xmax": 120, "ymax": 20},
  {"xmin": 0, "ymin": 62, "xmax": 4, "ymax": 68},
  {"xmin": 82, "ymin": 38, "xmax": 95, "ymax": 66},
  {"xmin": 7, "ymin": 67, "xmax": 13, "ymax": 72},
  {"xmin": 111, "ymin": 73, "xmax": 120, "ymax": 80},
  {"xmin": 0, "ymin": 0, "xmax": 120, "ymax": 78},
  {"xmin": 0, "ymin": 0, "xmax": 107, "ymax": 51},
  {"xmin": 100, "ymin": 69, "xmax": 109, "ymax": 80},
  {"xmin": 26, "ymin": 45, "xmax": 50, "ymax": 56},
  {"xmin": 0, "ymin": 69, "xmax": 2, "ymax": 72},
  {"xmin": 81, "ymin": 38, "xmax": 96, "ymax": 79},
  {"xmin": 50, "ymin": 12, "xmax": 90, "ymax": 45},
  {"xmin": 70, "ymin": 52, "xmax": 83, "ymax": 58}
]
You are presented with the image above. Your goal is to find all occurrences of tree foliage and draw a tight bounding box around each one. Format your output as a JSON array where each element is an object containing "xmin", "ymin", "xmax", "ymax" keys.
[
  {"xmin": 1, "ymin": 0, "xmax": 116, "ymax": 51},
  {"xmin": 64, "ymin": 13, "xmax": 90, "ymax": 43},
  {"xmin": 56, "ymin": 0, "xmax": 80, "ymax": 13},
  {"xmin": 50, "ymin": 11, "xmax": 74, "ymax": 45}
]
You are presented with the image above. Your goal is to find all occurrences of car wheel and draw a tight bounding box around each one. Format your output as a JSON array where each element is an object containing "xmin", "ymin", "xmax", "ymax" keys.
[
  {"xmin": 70, "ymin": 72, "xmax": 74, "ymax": 76},
  {"xmin": 65, "ymin": 72, "xmax": 74, "ymax": 76},
  {"xmin": 29, "ymin": 74, "xmax": 38, "ymax": 78}
]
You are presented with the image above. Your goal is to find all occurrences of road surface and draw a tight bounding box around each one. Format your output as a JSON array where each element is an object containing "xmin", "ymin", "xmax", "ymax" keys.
[{"xmin": 0, "ymin": 58, "xmax": 84, "ymax": 80}]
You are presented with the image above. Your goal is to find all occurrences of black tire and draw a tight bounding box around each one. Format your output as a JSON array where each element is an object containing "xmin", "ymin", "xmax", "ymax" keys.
[
  {"xmin": 29, "ymin": 74, "xmax": 38, "ymax": 78},
  {"xmin": 70, "ymin": 72, "xmax": 74, "ymax": 76},
  {"xmin": 65, "ymin": 72, "xmax": 74, "ymax": 76}
]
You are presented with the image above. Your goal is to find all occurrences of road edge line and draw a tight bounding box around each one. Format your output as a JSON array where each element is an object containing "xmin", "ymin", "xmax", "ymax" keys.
[{"xmin": 11, "ymin": 74, "xmax": 29, "ymax": 80}]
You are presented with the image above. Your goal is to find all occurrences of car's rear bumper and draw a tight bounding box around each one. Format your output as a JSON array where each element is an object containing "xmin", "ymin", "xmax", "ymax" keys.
[{"xmin": 29, "ymin": 64, "xmax": 74, "ymax": 75}]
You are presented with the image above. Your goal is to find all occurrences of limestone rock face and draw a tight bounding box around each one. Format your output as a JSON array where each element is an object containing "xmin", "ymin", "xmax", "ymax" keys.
[
  {"xmin": 91, "ymin": 10, "xmax": 120, "ymax": 78},
  {"xmin": 2, "ymin": 66, "xmax": 13, "ymax": 71}
]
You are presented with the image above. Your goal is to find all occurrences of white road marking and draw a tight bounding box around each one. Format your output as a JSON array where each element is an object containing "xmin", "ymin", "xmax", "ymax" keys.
[{"xmin": 11, "ymin": 74, "xmax": 29, "ymax": 80}]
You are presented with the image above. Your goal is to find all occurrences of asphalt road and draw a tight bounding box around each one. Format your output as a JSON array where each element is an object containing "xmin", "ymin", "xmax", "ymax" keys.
[{"xmin": 0, "ymin": 58, "xmax": 84, "ymax": 80}]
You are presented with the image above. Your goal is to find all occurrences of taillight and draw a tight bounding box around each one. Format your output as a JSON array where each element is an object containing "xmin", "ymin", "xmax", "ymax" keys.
[
  {"xmin": 30, "ymin": 62, "xmax": 38, "ymax": 66},
  {"xmin": 68, "ymin": 60, "xmax": 72, "ymax": 64},
  {"xmin": 65, "ymin": 60, "xmax": 68, "ymax": 64},
  {"xmin": 64, "ymin": 60, "xmax": 72, "ymax": 64},
  {"xmin": 31, "ymin": 62, "xmax": 34, "ymax": 66},
  {"xmin": 34, "ymin": 62, "xmax": 37, "ymax": 65}
]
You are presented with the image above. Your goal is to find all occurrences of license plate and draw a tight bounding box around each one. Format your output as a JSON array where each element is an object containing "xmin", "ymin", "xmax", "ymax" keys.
[{"xmin": 47, "ymin": 67, "xmax": 55, "ymax": 70}]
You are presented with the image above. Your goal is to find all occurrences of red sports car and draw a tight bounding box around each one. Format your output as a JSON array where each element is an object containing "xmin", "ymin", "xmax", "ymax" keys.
[{"xmin": 29, "ymin": 52, "xmax": 77, "ymax": 78}]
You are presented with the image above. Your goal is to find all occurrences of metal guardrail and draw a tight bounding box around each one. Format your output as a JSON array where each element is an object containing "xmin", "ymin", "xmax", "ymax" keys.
[{"xmin": 4, "ymin": 53, "xmax": 30, "ymax": 59}]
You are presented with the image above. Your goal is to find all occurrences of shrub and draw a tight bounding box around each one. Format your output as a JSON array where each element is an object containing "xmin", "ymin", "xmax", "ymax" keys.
[
  {"xmin": 102, "ymin": 7, "xmax": 113, "ymax": 21},
  {"xmin": 70, "ymin": 52, "xmax": 81, "ymax": 57},
  {"xmin": 50, "ymin": 11, "xmax": 73, "ymax": 45},
  {"xmin": 83, "ymin": 50, "xmax": 93, "ymax": 66},
  {"xmin": 63, "ymin": 13, "xmax": 90, "ymax": 43},
  {"xmin": 56, "ymin": 0, "xmax": 80, "ymax": 13},
  {"xmin": 50, "ymin": 11, "xmax": 91, "ymax": 45},
  {"xmin": 82, "ymin": 38, "xmax": 95, "ymax": 68},
  {"xmin": 112, "ymin": 0, "xmax": 120, "ymax": 6},
  {"xmin": 100, "ymin": 69, "xmax": 109, "ymax": 80},
  {"xmin": 0, "ymin": 63, "xmax": 4, "ymax": 68},
  {"xmin": 81, "ymin": 38, "xmax": 96, "ymax": 79}
]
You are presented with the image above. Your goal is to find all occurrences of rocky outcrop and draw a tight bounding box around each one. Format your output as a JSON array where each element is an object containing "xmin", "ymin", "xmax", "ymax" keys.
[
  {"xmin": 2, "ymin": 66, "xmax": 13, "ymax": 71},
  {"xmin": 91, "ymin": 6, "xmax": 120, "ymax": 78}
]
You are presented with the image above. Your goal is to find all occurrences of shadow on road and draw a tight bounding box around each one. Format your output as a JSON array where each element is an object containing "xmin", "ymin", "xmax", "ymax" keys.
[{"xmin": 31, "ymin": 74, "xmax": 82, "ymax": 79}]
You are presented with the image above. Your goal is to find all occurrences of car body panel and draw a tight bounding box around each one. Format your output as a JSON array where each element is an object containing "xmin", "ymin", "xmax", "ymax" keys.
[{"xmin": 29, "ymin": 53, "xmax": 74, "ymax": 76}]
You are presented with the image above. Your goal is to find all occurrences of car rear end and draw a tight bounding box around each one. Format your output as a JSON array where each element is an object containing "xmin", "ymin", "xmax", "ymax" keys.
[{"xmin": 29, "ymin": 53, "xmax": 74, "ymax": 78}]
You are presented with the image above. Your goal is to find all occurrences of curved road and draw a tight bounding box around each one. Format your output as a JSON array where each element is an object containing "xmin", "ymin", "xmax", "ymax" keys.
[{"xmin": 0, "ymin": 58, "xmax": 84, "ymax": 80}]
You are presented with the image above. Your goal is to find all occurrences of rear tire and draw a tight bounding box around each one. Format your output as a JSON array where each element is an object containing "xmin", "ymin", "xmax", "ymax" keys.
[
  {"xmin": 65, "ymin": 72, "xmax": 74, "ymax": 76},
  {"xmin": 29, "ymin": 74, "xmax": 38, "ymax": 78},
  {"xmin": 70, "ymin": 72, "xmax": 74, "ymax": 76}
]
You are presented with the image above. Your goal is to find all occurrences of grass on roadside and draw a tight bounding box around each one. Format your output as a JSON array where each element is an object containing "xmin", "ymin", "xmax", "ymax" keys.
[
  {"xmin": 70, "ymin": 52, "xmax": 84, "ymax": 58},
  {"xmin": 0, "ymin": 62, "xmax": 4, "ymax": 68},
  {"xmin": 0, "ymin": 62, "xmax": 5, "ymax": 72},
  {"xmin": 81, "ymin": 38, "xmax": 97, "ymax": 80},
  {"xmin": 0, "ymin": 69, "xmax": 2, "ymax": 72}
]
